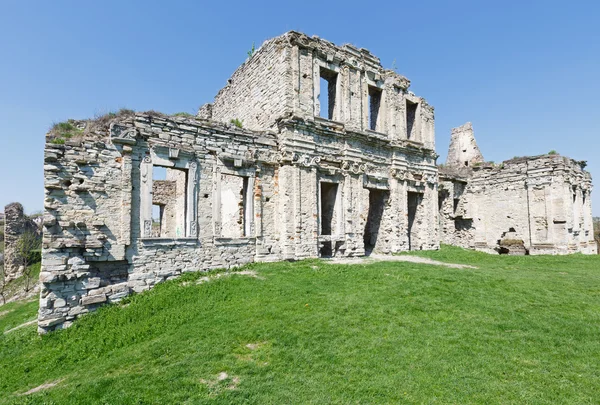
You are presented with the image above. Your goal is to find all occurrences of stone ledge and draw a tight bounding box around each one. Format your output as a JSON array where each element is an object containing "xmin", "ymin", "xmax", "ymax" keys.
[
  {"xmin": 140, "ymin": 238, "xmax": 200, "ymax": 247},
  {"xmin": 214, "ymin": 237, "xmax": 256, "ymax": 246}
]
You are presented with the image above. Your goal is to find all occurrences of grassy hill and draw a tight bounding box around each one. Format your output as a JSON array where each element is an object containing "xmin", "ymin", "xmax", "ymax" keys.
[{"xmin": 1, "ymin": 246, "xmax": 599, "ymax": 404}]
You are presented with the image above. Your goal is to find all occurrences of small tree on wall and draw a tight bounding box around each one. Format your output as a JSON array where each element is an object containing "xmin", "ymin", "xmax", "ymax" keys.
[{"xmin": 14, "ymin": 231, "xmax": 41, "ymax": 292}]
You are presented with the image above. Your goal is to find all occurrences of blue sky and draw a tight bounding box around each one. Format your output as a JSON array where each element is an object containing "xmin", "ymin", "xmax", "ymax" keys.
[{"xmin": 1, "ymin": 0, "xmax": 598, "ymax": 215}]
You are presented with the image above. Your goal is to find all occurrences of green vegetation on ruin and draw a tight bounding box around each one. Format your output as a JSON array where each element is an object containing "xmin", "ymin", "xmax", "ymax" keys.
[
  {"xmin": 48, "ymin": 121, "xmax": 83, "ymax": 144},
  {"xmin": 173, "ymin": 112, "xmax": 195, "ymax": 118},
  {"xmin": 230, "ymin": 118, "xmax": 243, "ymax": 128},
  {"xmin": 1, "ymin": 246, "xmax": 600, "ymax": 404},
  {"xmin": 0, "ymin": 262, "xmax": 40, "ymax": 305}
]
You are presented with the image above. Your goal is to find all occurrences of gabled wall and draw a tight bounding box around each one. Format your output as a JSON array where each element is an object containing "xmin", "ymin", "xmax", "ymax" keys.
[{"xmin": 200, "ymin": 35, "xmax": 293, "ymax": 131}]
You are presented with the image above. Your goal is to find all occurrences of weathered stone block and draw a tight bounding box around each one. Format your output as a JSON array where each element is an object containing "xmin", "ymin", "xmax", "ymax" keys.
[{"xmin": 81, "ymin": 294, "xmax": 107, "ymax": 305}]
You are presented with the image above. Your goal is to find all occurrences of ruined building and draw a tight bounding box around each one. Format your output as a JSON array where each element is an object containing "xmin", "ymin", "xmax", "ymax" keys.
[
  {"xmin": 38, "ymin": 32, "xmax": 597, "ymax": 332},
  {"xmin": 39, "ymin": 32, "xmax": 439, "ymax": 332},
  {"xmin": 439, "ymin": 123, "xmax": 597, "ymax": 255},
  {"xmin": 4, "ymin": 203, "xmax": 41, "ymax": 282}
]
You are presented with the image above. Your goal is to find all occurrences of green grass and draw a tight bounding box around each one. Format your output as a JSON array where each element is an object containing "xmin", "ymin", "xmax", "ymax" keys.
[
  {"xmin": 0, "ymin": 299, "xmax": 37, "ymax": 334},
  {"xmin": 1, "ymin": 262, "xmax": 41, "ymax": 304},
  {"xmin": 1, "ymin": 247, "xmax": 600, "ymax": 404}
]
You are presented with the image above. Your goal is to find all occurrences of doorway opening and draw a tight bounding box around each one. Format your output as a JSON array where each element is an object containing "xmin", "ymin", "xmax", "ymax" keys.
[
  {"xmin": 363, "ymin": 189, "xmax": 388, "ymax": 255},
  {"xmin": 407, "ymin": 191, "xmax": 422, "ymax": 250},
  {"xmin": 320, "ymin": 182, "xmax": 338, "ymax": 236}
]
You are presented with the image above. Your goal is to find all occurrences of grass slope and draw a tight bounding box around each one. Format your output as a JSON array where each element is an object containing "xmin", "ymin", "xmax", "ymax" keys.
[{"xmin": 1, "ymin": 246, "xmax": 599, "ymax": 404}]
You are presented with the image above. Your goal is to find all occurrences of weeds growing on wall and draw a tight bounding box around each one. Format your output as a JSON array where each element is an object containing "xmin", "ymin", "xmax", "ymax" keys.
[
  {"xmin": 230, "ymin": 118, "xmax": 243, "ymax": 129},
  {"xmin": 173, "ymin": 112, "xmax": 194, "ymax": 118},
  {"xmin": 247, "ymin": 42, "xmax": 255, "ymax": 59},
  {"xmin": 49, "ymin": 121, "xmax": 83, "ymax": 144}
]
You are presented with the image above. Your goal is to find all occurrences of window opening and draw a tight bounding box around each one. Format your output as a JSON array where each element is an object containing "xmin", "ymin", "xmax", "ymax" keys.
[
  {"xmin": 407, "ymin": 192, "xmax": 422, "ymax": 250},
  {"xmin": 364, "ymin": 189, "xmax": 388, "ymax": 255},
  {"xmin": 220, "ymin": 174, "xmax": 250, "ymax": 238},
  {"xmin": 368, "ymin": 86, "xmax": 382, "ymax": 131},
  {"xmin": 319, "ymin": 67, "xmax": 338, "ymax": 120},
  {"xmin": 320, "ymin": 182, "xmax": 338, "ymax": 235},
  {"xmin": 152, "ymin": 204, "xmax": 163, "ymax": 237},
  {"xmin": 152, "ymin": 165, "xmax": 188, "ymax": 238},
  {"xmin": 438, "ymin": 190, "xmax": 448, "ymax": 212},
  {"xmin": 406, "ymin": 100, "xmax": 418, "ymax": 139}
]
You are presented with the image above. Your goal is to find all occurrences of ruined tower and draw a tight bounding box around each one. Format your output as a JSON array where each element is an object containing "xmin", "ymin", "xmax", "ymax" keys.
[
  {"xmin": 4, "ymin": 203, "xmax": 40, "ymax": 282},
  {"xmin": 445, "ymin": 122, "xmax": 484, "ymax": 168}
]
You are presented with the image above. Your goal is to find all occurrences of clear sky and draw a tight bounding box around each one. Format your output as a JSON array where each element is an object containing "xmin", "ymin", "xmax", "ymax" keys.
[{"xmin": 1, "ymin": 0, "xmax": 598, "ymax": 215}]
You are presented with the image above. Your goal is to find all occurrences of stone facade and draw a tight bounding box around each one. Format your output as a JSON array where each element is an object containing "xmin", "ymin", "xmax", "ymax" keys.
[
  {"xmin": 4, "ymin": 203, "xmax": 41, "ymax": 281},
  {"xmin": 439, "ymin": 124, "xmax": 597, "ymax": 255},
  {"xmin": 39, "ymin": 32, "xmax": 439, "ymax": 332}
]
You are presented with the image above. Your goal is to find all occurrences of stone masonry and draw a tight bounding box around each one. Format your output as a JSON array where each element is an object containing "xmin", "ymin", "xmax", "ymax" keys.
[
  {"xmin": 39, "ymin": 32, "xmax": 596, "ymax": 333},
  {"xmin": 4, "ymin": 202, "xmax": 41, "ymax": 282},
  {"xmin": 439, "ymin": 123, "xmax": 596, "ymax": 255},
  {"xmin": 39, "ymin": 32, "xmax": 439, "ymax": 332}
]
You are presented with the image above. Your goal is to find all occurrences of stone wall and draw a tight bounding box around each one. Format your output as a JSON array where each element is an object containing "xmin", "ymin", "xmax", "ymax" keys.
[
  {"xmin": 4, "ymin": 203, "xmax": 41, "ymax": 282},
  {"xmin": 40, "ymin": 32, "xmax": 442, "ymax": 333},
  {"xmin": 40, "ymin": 112, "xmax": 438, "ymax": 332},
  {"xmin": 439, "ymin": 125, "xmax": 596, "ymax": 255},
  {"xmin": 200, "ymin": 35, "xmax": 292, "ymax": 131},
  {"xmin": 203, "ymin": 31, "xmax": 435, "ymax": 150}
]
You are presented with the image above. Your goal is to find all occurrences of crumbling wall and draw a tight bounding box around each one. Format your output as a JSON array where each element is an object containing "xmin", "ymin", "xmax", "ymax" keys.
[
  {"xmin": 438, "ymin": 178, "xmax": 475, "ymax": 248},
  {"xmin": 206, "ymin": 31, "xmax": 436, "ymax": 150},
  {"xmin": 4, "ymin": 203, "xmax": 41, "ymax": 282},
  {"xmin": 202, "ymin": 35, "xmax": 293, "ymax": 131},
  {"xmin": 39, "ymin": 114, "xmax": 280, "ymax": 332},
  {"xmin": 40, "ymin": 32, "xmax": 440, "ymax": 333},
  {"xmin": 446, "ymin": 122, "xmax": 484, "ymax": 168},
  {"xmin": 440, "ymin": 156, "xmax": 596, "ymax": 255}
]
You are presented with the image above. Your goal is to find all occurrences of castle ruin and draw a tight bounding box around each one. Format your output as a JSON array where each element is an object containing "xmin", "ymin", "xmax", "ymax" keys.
[
  {"xmin": 38, "ymin": 32, "xmax": 595, "ymax": 333},
  {"xmin": 439, "ymin": 123, "xmax": 596, "ymax": 255}
]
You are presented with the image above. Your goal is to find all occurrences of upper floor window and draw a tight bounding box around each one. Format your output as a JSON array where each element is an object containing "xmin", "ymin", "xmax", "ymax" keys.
[
  {"xmin": 406, "ymin": 99, "xmax": 418, "ymax": 139},
  {"xmin": 319, "ymin": 67, "xmax": 338, "ymax": 120},
  {"xmin": 368, "ymin": 86, "xmax": 382, "ymax": 131}
]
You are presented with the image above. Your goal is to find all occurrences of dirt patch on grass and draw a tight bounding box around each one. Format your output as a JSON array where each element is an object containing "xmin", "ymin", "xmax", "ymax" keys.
[
  {"xmin": 328, "ymin": 254, "xmax": 478, "ymax": 269},
  {"xmin": 20, "ymin": 379, "xmax": 63, "ymax": 395},
  {"xmin": 4, "ymin": 319, "xmax": 37, "ymax": 335},
  {"xmin": 235, "ymin": 341, "xmax": 270, "ymax": 366},
  {"xmin": 0, "ymin": 310, "xmax": 12, "ymax": 318},
  {"xmin": 200, "ymin": 372, "xmax": 240, "ymax": 395},
  {"xmin": 196, "ymin": 270, "xmax": 263, "ymax": 285},
  {"xmin": 246, "ymin": 341, "xmax": 267, "ymax": 350}
]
